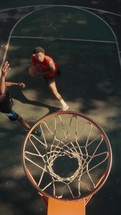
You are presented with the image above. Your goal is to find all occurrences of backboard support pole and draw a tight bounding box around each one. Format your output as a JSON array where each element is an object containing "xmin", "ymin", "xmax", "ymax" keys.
[{"xmin": 47, "ymin": 198, "xmax": 85, "ymax": 215}]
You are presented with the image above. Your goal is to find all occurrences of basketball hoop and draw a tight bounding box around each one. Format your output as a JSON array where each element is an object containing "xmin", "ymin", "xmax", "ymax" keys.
[{"xmin": 23, "ymin": 111, "xmax": 112, "ymax": 214}]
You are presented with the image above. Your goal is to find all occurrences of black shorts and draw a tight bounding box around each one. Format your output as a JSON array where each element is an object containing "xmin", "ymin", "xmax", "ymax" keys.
[
  {"xmin": 44, "ymin": 70, "xmax": 61, "ymax": 85},
  {"xmin": 44, "ymin": 76, "xmax": 55, "ymax": 85}
]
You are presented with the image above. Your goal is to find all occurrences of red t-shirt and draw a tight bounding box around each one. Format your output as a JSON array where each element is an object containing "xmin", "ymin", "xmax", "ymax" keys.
[{"xmin": 32, "ymin": 54, "xmax": 58, "ymax": 78}]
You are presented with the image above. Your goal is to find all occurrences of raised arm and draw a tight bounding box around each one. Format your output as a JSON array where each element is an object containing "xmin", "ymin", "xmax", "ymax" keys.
[
  {"xmin": 0, "ymin": 61, "xmax": 11, "ymax": 94},
  {"xmin": 0, "ymin": 62, "xmax": 26, "ymax": 94}
]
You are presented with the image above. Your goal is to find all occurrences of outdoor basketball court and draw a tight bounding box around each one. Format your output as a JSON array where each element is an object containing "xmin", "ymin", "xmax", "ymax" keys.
[{"xmin": 0, "ymin": 1, "xmax": 121, "ymax": 215}]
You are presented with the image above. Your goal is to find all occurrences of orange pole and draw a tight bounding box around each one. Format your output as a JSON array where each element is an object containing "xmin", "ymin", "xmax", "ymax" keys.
[{"xmin": 47, "ymin": 198, "xmax": 86, "ymax": 215}]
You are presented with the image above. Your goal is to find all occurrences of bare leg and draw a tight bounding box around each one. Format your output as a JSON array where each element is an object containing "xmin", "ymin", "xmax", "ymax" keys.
[
  {"xmin": 48, "ymin": 81, "xmax": 62, "ymax": 100},
  {"xmin": 17, "ymin": 116, "xmax": 31, "ymax": 130},
  {"xmin": 48, "ymin": 81, "xmax": 69, "ymax": 111},
  {"xmin": 17, "ymin": 116, "xmax": 41, "ymax": 137}
]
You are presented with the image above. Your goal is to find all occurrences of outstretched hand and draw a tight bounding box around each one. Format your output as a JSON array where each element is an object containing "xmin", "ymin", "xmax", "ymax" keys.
[
  {"xmin": 1, "ymin": 61, "xmax": 11, "ymax": 77},
  {"xmin": 18, "ymin": 82, "xmax": 26, "ymax": 88}
]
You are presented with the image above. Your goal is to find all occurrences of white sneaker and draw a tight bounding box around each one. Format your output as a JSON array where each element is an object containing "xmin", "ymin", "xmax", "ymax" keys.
[{"xmin": 61, "ymin": 104, "xmax": 69, "ymax": 111}]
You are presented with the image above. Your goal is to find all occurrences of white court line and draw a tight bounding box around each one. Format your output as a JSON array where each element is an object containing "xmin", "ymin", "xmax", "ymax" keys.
[
  {"xmin": 0, "ymin": 6, "xmax": 51, "ymax": 72},
  {"xmin": 0, "ymin": 4, "xmax": 121, "ymax": 72},
  {"xmin": 11, "ymin": 35, "xmax": 116, "ymax": 44},
  {"xmin": 82, "ymin": 7, "xmax": 121, "ymax": 68}
]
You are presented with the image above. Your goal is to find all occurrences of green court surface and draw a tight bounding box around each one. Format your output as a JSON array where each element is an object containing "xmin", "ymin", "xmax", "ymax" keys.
[{"xmin": 0, "ymin": 2, "xmax": 121, "ymax": 215}]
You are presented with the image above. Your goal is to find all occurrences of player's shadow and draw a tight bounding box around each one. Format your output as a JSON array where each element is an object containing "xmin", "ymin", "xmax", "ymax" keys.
[{"xmin": 9, "ymin": 87, "xmax": 60, "ymax": 114}]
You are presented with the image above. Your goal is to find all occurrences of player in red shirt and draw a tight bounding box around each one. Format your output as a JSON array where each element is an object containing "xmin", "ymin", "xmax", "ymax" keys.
[{"xmin": 28, "ymin": 47, "xmax": 69, "ymax": 111}]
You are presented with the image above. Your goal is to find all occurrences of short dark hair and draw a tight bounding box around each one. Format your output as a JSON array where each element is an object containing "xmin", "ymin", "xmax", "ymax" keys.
[{"xmin": 33, "ymin": 47, "xmax": 45, "ymax": 54}]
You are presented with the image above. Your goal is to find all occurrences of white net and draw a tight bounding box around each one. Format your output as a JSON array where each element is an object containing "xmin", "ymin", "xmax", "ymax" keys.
[{"xmin": 23, "ymin": 112, "xmax": 112, "ymax": 200}]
